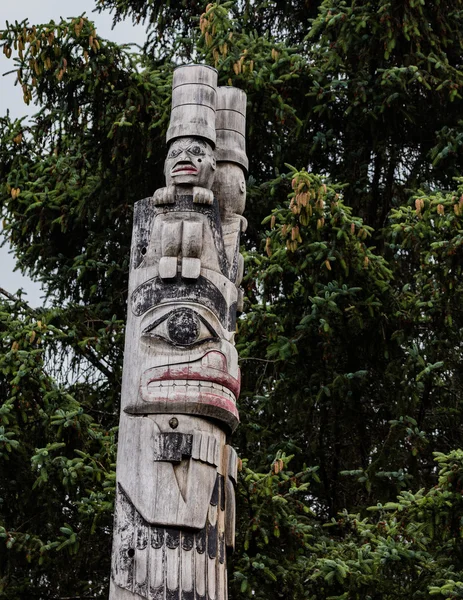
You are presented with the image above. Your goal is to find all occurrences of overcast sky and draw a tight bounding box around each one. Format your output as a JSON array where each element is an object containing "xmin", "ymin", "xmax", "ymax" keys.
[{"xmin": 0, "ymin": 0, "xmax": 146, "ymax": 306}]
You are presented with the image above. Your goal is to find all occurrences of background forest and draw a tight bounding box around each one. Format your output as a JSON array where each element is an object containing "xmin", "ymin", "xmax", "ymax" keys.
[{"xmin": 2, "ymin": 0, "xmax": 463, "ymax": 598}]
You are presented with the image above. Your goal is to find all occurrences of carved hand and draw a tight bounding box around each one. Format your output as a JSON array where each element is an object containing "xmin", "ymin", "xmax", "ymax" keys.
[
  {"xmin": 153, "ymin": 185, "xmax": 177, "ymax": 205},
  {"xmin": 192, "ymin": 187, "xmax": 214, "ymax": 205}
]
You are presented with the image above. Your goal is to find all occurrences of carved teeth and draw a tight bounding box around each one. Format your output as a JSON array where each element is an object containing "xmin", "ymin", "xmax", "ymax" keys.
[{"xmin": 147, "ymin": 378, "xmax": 236, "ymax": 404}]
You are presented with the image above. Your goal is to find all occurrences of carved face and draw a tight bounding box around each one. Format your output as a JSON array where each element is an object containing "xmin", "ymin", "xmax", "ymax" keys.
[
  {"xmin": 212, "ymin": 163, "xmax": 246, "ymax": 217},
  {"xmin": 165, "ymin": 137, "xmax": 216, "ymax": 189},
  {"xmin": 126, "ymin": 294, "xmax": 240, "ymax": 431}
]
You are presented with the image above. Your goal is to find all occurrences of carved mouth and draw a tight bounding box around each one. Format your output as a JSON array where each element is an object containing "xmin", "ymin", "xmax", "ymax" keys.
[
  {"xmin": 141, "ymin": 351, "xmax": 240, "ymax": 400},
  {"xmin": 127, "ymin": 351, "xmax": 240, "ymax": 430},
  {"xmin": 172, "ymin": 162, "xmax": 198, "ymax": 175}
]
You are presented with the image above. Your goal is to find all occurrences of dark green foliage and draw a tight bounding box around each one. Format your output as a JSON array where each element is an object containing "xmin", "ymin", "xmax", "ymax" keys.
[
  {"xmin": 230, "ymin": 450, "xmax": 463, "ymax": 599},
  {"xmin": 2, "ymin": 1, "xmax": 463, "ymax": 598}
]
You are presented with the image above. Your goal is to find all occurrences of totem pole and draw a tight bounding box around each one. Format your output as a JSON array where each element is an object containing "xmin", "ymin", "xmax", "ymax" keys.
[{"xmin": 109, "ymin": 65, "xmax": 248, "ymax": 600}]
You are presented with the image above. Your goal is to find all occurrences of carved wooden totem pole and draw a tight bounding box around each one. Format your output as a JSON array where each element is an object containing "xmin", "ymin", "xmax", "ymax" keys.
[{"xmin": 110, "ymin": 65, "xmax": 248, "ymax": 600}]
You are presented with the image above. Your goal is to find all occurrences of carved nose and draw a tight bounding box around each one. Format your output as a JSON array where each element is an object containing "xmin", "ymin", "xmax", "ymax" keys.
[{"xmin": 201, "ymin": 351, "xmax": 227, "ymax": 372}]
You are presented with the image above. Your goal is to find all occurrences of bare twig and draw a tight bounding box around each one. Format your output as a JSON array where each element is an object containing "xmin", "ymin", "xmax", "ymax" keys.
[
  {"xmin": 238, "ymin": 357, "xmax": 278, "ymax": 363},
  {"xmin": 0, "ymin": 286, "xmax": 39, "ymax": 315}
]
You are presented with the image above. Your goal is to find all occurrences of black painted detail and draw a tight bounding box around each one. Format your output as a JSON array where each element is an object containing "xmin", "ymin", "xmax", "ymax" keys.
[
  {"xmin": 169, "ymin": 417, "xmax": 179, "ymax": 429},
  {"xmin": 219, "ymin": 474, "xmax": 225, "ymax": 512},
  {"xmin": 132, "ymin": 275, "xmax": 233, "ymax": 330},
  {"xmin": 167, "ymin": 308, "xmax": 200, "ymax": 345},
  {"xmin": 133, "ymin": 504, "xmax": 149, "ymax": 600},
  {"xmin": 196, "ymin": 526, "xmax": 206, "ymax": 554},
  {"xmin": 142, "ymin": 308, "xmax": 219, "ymax": 348},
  {"xmin": 112, "ymin": 483, "xmax": 135, "ymax": 588},
  {"xmin": 136, "ymin": 517, "xmax": 148, "ymax": 550},
  {"xmin": 207, "ymin": 518, "xmax": 218, "ymax": 559},
  {"xmin": 228, "ymin": 224, "xmax": 242, "ymax": 284},
  {"xmin": 182, "ymin": 531, "xmax": 194, "ymax": 551},
  {"xmin": 165, "ymin": 528, "xmax": 180, "ymax": 549},
  {"xmin": 127, "ymin": 547, "xmax": 135, "ymax": 558},
  {"xmin": 210, "ymin": 475, "xmax": 219, "ymax": 507},
  {"xmin": 209, "ymin": 197, "xmax": 231, "ymax": 277},
  {"xmin": 219, "ymin": 532, "xmax": 225, "ymax": 564},
  {"xmin": 228, "ymin": 301, "xmax": 237, "ymax": 331},
  {"xmin": 153, "ymin": 432, "xmax": 193, "ymax": 462},
  {"xmin": 151, "ymin": 588, "xmax": 165, "ymax": 600},
  {"xmin": 135, "ymin": 576, "xmax": 149, "ymax": 599},
  {"xmin": 167, "ymin": 588, "xmax": 180, "ymax": 600},
  {"xmin": 133, "ymin": 197, "xmax": 156, "ymax": 269},
  {"xmin": 133, "ymin": 533, "xmax": 149, "ymax": 598},
  {"xmin": 151, "ymin": 527, "xmax": 164, "ymax": 549}
]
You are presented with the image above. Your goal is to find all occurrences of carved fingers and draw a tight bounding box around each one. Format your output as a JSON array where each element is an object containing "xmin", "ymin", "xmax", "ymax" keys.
[
  {"xmin": 153, "ymin": 185, "xmax": 177, "ymax": 205},
  {"xmin": 154, "ymin": 185, "xmax": 214, "ymax": 206},
  {"xmin": 192, "ymin": 187, "xmax": 214, "ymax": 205}
]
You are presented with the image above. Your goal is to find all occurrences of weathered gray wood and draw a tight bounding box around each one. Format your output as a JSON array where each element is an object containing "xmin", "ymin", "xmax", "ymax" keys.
[
  {"xmin": 215, "ymin": 86, "xmax": 248, "ymax": 171},
  {"xmin": 110, "ymin": 65, "xmax": 248, "ymax": 600},
  {"xmin": 166, "ymin": 65, "xmax": 218, "ymax": 147},
  {"xmin": 117, "ymin": 414, "xmax": 225, "ymax": 528}
]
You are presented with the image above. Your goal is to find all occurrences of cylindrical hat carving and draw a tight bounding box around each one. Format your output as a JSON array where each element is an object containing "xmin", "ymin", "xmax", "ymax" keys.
[
  {"xmin": 166, "ymin": 64, "xmax": 218, "ymax": 147},
  {"xmin": 215, "ymin": 86, "xmax": 249, "ymax": 172}
]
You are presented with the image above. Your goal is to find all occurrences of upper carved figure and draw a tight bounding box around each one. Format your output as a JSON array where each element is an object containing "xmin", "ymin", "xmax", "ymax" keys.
[
  {"xmin": 165, "ymin": 137, "xmax": 216, "ymax": 189},
  {"xmin": 154, "ymin": 65, "xmax": 218, "ymax": 206}
]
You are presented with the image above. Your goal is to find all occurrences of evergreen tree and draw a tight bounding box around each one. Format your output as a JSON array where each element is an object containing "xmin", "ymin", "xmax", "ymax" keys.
[{"xmin": 1, "ymin": 1, "xmax": 463, "ymax": 597}]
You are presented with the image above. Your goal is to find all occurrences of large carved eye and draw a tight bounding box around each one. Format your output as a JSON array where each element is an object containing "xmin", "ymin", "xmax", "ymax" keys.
[
  {"xmin": 142, "ymin": 308, "xmax": 218, "ymax": 347},
  {"xmin": 168, "ymin": 146, "xmax": 183, "ymax": 158},
  {"xmin": 188, "ymin": 144, "xmax": 205, "ymax": 156}
]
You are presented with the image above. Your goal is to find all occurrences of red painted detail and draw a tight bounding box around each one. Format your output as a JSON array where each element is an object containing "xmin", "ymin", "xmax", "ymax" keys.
[
  {"xmin": 143, "ymin": 351, "xmax": 240, "ymax": 398},
  {"xmin": 144, "ymin": 390, "xmax": 239, "ymax": 421},
  {"xmin": 172, "ymin": 164, "xmax": 198, "ymax": 174}
]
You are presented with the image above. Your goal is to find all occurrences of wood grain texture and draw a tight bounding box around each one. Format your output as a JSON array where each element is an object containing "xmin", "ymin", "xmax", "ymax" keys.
[{"xmin": 166, "ymin": 65, "xmax": 218, "ymax": 147}]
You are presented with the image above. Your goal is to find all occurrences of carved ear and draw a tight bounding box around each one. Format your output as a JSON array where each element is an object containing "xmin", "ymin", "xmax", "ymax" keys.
[{"xmin": 211, "ymin": 156, "xmax": 216, "ymax": 171}]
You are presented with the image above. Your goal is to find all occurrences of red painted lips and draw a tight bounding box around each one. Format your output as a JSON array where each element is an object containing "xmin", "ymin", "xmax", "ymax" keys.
[{"xmin": 172, "ymin": 164, "xmax": 198, "ymax": 174}]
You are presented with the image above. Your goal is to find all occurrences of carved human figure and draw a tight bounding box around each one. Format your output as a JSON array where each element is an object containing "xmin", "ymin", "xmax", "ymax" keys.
[
  {"xmin": 213, "ymin": 163, "xmax": 246, "ymax": 219},
  {"xmin": 154, "ymin": 136, "xmax": 217, "ymax": 206}
]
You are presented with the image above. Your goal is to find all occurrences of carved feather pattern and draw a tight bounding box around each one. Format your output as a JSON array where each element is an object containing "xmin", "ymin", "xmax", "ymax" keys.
[{"xmin": 112, "ymin": 476, "xmax": 227, "ymax": 600}]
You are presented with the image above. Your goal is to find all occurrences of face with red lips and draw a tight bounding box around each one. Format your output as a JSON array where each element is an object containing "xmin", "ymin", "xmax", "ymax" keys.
[
  {"xmin": 165, "ymin": 137, "xmax": 216, "ymax": 188},
  {"xmin": 127, "ymin": 301, "xmax": 241, "ymax": 431}
]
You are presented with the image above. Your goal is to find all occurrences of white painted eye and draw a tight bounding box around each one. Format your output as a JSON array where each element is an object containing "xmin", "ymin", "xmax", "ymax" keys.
[{"xmin": 142, "ymin": 308, "xmax": 218, "ymax": 347}]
